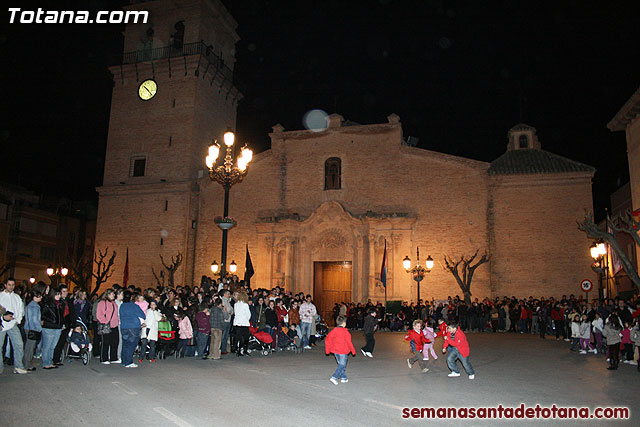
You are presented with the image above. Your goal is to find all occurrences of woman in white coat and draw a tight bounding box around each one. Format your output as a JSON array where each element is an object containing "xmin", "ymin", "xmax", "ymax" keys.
[
  {"xmin": 232, "ymin": 291, "xmax": 251, "ymax": 357},
  {"xmin": 140, "ymin": 300, "xmax": 163, "ymax": 362}
]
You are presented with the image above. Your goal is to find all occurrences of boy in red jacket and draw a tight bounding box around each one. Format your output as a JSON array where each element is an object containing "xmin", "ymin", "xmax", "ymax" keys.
[
  {"xmin": 442, "ymin": 321, "xmax": 475, "ymax": 379},
  {"xmin": 404, "ymin": 320, "xmax": 430, "ymax": 373},
  {"xmin": 435, "ymin": 318, "xmax": 448, "ymax": 339},
  {"xmin": 325, "ymin": 315, "xmax": 356, "ymax": 384}
]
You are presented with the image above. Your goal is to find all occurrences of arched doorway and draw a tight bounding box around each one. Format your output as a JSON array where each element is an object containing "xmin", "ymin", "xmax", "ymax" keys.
[{"xmin": 314, "ymin": 261, "xmax": 352, "ymax": 325}]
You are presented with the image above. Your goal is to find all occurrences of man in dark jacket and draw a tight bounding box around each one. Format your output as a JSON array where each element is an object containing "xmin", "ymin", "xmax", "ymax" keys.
[
  {"xmin": 53, "ymin": 284, "xmax": 76, "ymax": 365},
  {"xmin": 360, "ymin": 309, "xmax": 377, "ymax": 358}
]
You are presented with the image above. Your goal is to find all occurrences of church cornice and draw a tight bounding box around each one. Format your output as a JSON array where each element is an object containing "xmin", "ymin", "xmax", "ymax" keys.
[
  {"xmin": 607, "ymin": 85, "xmax": 640, "ymax": 132},
  {"xmin": 400, "ymin": 145, "xmax": 490, "ymax": 170}
]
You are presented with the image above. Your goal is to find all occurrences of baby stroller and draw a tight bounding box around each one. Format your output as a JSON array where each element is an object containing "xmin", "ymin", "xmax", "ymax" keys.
[
  {"xmin": 278, "ymin": 326, "xmax": 303, "ymax": 353},
  {"xmin": 313, "ymin": 316, "xmax": 329, "ymax": 342},
  {"xmin": 156, "ymin": 320, "xmax": 178, "ymax": 359},
  {"xmin": 247, "ymin": 325, "xmax": 273, "ymax": 356},
  {"xmin": 63, "ymin": 318, "xmax": 92, "ymax": 365}
]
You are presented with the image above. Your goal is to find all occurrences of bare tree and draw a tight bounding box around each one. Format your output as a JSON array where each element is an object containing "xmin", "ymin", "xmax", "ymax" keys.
[
  {"xmin": 151, "ymin": 267, "xmax": 166, "ymax": 288},
  {"xmin": 91, "ymin": 248, "xmax": 117, "ymax": 298},
  {"xmin": 577, "ymin": 211, "xmax": 640, "ymax": 291},
  {"xmin": 65, "ymin": 253, "xmax": 93, "ymax": 292},
  {"xmin": 160, "ymin": 252, "xmax": 183, "ymax": 288},
  {"xmin": 443, "ymin": 250, "xmax": 490, "ymax": 304}
]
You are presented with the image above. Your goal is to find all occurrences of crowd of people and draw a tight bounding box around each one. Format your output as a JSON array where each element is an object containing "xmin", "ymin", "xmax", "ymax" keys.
[
  {"xmin": 0, "ymin": 275, "xmax": 324, "ymax": 372},
  {"xmin": 1, "ymin": 274, "xmax": 639, "ymax": 377}
]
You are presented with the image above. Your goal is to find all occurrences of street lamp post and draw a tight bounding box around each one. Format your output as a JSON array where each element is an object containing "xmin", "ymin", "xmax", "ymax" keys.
[
  {"xmin": 403, "ymin": 247, "xmax": 434, "ymax": 307},
  {"xmin": 590, "ymin": 242, "xmax": 607, "ymax": 300},
  {"xmin": 47, "ymin": 265, "xmax": 68, "ymax": 286},
  {"xmin": 205, "ymin": 130, "xmax": 253, "ymax": 276}
]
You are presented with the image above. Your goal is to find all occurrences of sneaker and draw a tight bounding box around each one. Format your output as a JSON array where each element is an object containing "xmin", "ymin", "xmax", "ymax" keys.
[
  {"xmin": 407, "ymin": 358, "xmax": 412, "ymax": 369},
  {"xmin": 329, "ymin": 377, "xmax": 338, "ymax": 385},
  {"xmin": 366, "ymin": 352, "xmax": 373, "ymax": 358},
  {"xmin": 469, "ymin": 374, "xmax": 475, "ymax": 379},
  {"xmin": 101, "ymin": 361, "xmax": 111, "ymax": 365},
  {"xmin": 588, "ymin": 349, "xmax": 595, "ymax": 353},
  {"xmin": 421, "ymin": 368, "xmax": 429, "ymax": 373},
  {"xmin": 623, "ymin": 360, "xmax": 630, "ymax": 364},
  {"xmin": 341, "ymin": 378, "xmax": 349, "ymax": 383},
  {"xmin": 304, "ymin": 346, "xmax": 312, "ymax": 350},
  {"xmin": 606, "ymin": 358, "xmax": 610, "ymax": 362},
  {"xmin": 593, "ymin": 349, "xmax": 598, "ymax": 355},
  {"xmin": 579, "ymin": 350, "xmax": 587, "ymax": 355},
  {"xmin": 448, "ymin": 372, "xmax": 461, "ymax": 377},
  {"xmin": 423, "ymin": 357, "xmax": 429, "ymax": 361},
  {"xmin": 124, "ymin": 363, "xmax": 138, "ymax": 368},
  {"xmin": 563, "ymin": 338, "xmax": 570, "ymax": 342},
  {"xmin": 361, "ymin": 349, "xmax": 367, "ymax": 357},
  {"xmin": 629, "ymin": 361, "xmax": 638, "ymax": 365},
  {"xmin": 14, "ymin": 368, "xmax": 29, "ymax": 374},
  {"xmin": 112, "ymin": 359, "xmax": 122, "ymax": 364}
]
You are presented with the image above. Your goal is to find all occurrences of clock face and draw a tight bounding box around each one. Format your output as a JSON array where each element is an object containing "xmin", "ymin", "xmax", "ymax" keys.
[{"xmin": 138, "ymin": 79, "xmax": 158, "ymax": 101}]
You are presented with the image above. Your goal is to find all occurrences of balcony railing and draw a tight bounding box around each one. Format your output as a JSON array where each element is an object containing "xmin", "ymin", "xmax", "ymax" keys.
[{"xmin": 114, "ymin": 41, "xmax": 242, "ymax": 94}]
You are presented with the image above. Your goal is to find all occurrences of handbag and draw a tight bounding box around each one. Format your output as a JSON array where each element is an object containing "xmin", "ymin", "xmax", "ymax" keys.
[
  {"xmin": 97, "ymin": 301, "xmax": 115, "ymax": 335},
  {"xmin": 28, "ymin": 330, "xmax": 42, "ymax": 340}
]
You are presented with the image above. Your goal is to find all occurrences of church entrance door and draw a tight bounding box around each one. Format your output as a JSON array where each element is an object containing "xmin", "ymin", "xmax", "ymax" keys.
[{"xmin": 313, "ymin": 262, "xmax": 352, "ymax": 326}]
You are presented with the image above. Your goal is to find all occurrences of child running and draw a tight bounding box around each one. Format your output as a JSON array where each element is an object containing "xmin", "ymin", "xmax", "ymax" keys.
[
  {"xmin": 422, "ymin": 320, "xmax": 437, "ymax": 361},
  {"xmin": 404, "ymin": 319, "xmax": 430, "ymax": 373},
  {"xmin": 443, "ymin": 321, "xmax": 475, "ymax": 379},
  {"xmin": 324, "ymin": 315, "xmax": 356, "ymax": 384}
]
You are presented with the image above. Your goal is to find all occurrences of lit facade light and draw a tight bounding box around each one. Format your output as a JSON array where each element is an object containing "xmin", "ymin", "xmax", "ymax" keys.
[
  {"xmin": 60, "ymin": 267, "xmax": 69, "ymax": 277},
  {"xmin": 29, "ymin": 276, "xmax": 36, "ymax": 284},
  {"xmin": 403, "ymin": 256, "xmax": 411, "ymax": 270},
  {"xmin": 223, "ymin": 130, "xmax": 235, "ymax": 147},
  {"xmin": 229, "ymin": 260, "xmax": 237, "ymax": 273},
  {"xmin": 590, "ymin": 244, "xmax": 599, "ymax": 260},
  {"xmin": 425, "ymin": 255, "xmax": 434, "ymax": 271},
  {"xmin": 205, "ymin": 155, "xmax": 214, "ymax": 168},
  {"xmin": 208, "ymin": 142, "xmax": 220, "ymax": 160},
  {"xmin": 237, "ymin": 157, "xmax": 247, "ymax": 172},
  {"xmin": 241, "ymin": 145, "xmax": 253, "ymax": 163},
  {"xmin": 46, "ymin": 266, "xmax": 54, "ymax": 276},
  {"xmin": 597, "ymin": 243, "xmax": 606, "ymax": 256},
  {"xmin": 210, "ymin": 261, "xmax": 219, "ymax": 273}
]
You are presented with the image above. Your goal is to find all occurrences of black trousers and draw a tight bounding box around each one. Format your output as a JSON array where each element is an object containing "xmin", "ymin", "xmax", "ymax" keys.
[
  {"xmin": 234, "ymin": 326, "xmax": 250, "ymax": 353},
  {"xmin": 362, "ymin": 333, "xmax": 375, "ymax": 353},
  {"xmin": 100, "ymin": 326, "xmax": 119, "ymax": 362},
  {"xmin": 608, "ymin": 343, "xmax": 620, "ymax": 367},
  {"xmin": 53, "ymin": 327, "xmax": 70, "ymax": 363},
  {"xmin": 554, "ymin": 320, "xmax": 566, "ymax": 339}
]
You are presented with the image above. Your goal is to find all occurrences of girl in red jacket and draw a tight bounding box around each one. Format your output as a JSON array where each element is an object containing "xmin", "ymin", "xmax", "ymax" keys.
[
  {"xmin": 443, "ymin": 321, "xmax": 475, "ymax": 379},
  {"xmin": 404, "ymin": 320, "xmax": 430, "ymax": 373},
  {"xmin": 325, "ymin": 315, "xmax": 356, "ymax": 384}
]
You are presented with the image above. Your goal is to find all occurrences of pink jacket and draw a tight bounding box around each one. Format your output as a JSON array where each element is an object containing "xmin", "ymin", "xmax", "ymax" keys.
[
  {"xmin": 178, "ymin": 317, "xmax": 193, "ymax": 339},
  {"xmin": 96, "ymin": 300, "xmax": 119, "ymax": 328}
]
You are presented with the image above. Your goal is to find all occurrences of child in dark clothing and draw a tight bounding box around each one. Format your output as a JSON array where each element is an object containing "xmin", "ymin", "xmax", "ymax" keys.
[
  {"xmin": 69, "ymin": 324, "xmax": 91, "ymax": 353},
  {"xmin": 325, "ymin": 315, "xmax": 356, "ymax": 384}
]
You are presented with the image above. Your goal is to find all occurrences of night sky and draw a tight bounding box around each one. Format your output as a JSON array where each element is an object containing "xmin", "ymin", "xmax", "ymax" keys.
[{"xmin": 2, "ymin": 0, "xmax": 639, "ymax": 220}]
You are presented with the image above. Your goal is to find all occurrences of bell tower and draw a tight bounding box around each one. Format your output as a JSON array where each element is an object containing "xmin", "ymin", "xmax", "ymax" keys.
[{"xmin": 95, "ymin": 0, "xmax": 242, "ymax": 288}]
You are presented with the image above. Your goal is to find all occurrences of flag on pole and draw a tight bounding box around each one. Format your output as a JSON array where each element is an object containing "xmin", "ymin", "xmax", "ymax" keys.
[
  {"xmin": 606, "ymin": 217, "xmax": 623, "ymax": 275},
  {"xmin": 380, "ymin": 239, "xmax": 387, "ymax": 288},
  {"xmin": 123, "ymin": 248, "xmax": 130, "ymax": 287},
  {"xmin": 244, "ymin": 244, "xmax": 255, "ymax": 285}
]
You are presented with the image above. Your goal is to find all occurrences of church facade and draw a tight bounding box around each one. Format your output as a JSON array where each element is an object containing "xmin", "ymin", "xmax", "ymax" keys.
[{"xmin": 95, "ymin": 0, "xmax": 596, "ymax": 316}]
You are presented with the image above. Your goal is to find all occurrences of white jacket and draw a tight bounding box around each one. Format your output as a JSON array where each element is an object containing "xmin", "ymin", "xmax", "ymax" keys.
[
  {"xmin": 579, "ymin": 322, "xmax": 591, "ymax": 339},
  {"xmin": 0, "ymin": 290, "xmax": 24, "ymax": 330},
  {"xmin": 144, "ymin": 308, "xmax": 163, "ymax": 341},
  {"xmin": 233, "ymin": 301, "xmax": 251, "ymax": 327},
  {"xmin": 591, "ymin": 318, "xmax": 603, "ymax": 333},
  {"xmin": 571, "ymin": 321, "xmax": 580, "ymax": 338}
]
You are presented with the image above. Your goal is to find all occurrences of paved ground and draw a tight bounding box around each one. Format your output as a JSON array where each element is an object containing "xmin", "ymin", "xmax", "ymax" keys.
[{"xmin": 1, "ymin": 331, "xmax": 638, "ymax": 426}]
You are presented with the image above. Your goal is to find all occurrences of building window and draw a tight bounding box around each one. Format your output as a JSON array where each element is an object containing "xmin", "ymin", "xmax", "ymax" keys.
[
  {"xmin": 519, "ymin": 134, "xmax": 529, "ymax": 148},
  {"xmin": 324, "ymin": 157, "xmax": 341, "ymax": 190},
  {"xmin": 130, "ymin": 156, "xmax": 147, "ymax": 177}
]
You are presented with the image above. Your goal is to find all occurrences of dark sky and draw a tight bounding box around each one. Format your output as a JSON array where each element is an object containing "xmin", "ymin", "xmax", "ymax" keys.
[{"xmin": 2, "ymin": 0, "xmax": 639, "ymax": 219}]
